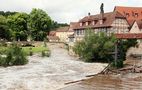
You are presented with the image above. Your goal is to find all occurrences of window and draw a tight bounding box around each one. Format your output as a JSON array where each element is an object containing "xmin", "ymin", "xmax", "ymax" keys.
[
  {"xmin": 80, "ymin": 22, "xmax": 82, "ymax": 26},
  {"xmin": 86, "ymin": 22, "xmax": 88, "ymax": 26},
  {"xmin": 135, "ymin": 13, "xmax": 138, "ymax": 17},
  {"xmin": 76, "ymin": 30, "xmax": 79, "ymax": 35},
  {"xmin": 69, "ymin": 38, "xmax": 74, "ymax": 42},
  {"xmin": 126, "ymin": 13, "xmax": 130, "ymax": 17},
  {"xmin": 92, "ymin": 21, "xmax": 95, "ymax": 25}
]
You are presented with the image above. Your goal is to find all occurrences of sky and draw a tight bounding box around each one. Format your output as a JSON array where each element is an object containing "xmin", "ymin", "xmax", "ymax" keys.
[{"xmin": 0, "ymin": 0, "xmax": 142, "ymax": 23}]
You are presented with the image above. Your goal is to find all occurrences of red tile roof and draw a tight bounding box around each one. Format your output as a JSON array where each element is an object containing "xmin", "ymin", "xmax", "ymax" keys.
[
  {"xmin": 115, "ymin": 33, "xmax": 142, "ymax": 39},
  {"xmin": 56, "ymin": 26, "xmax": 69, "ymax": 32},
  {"xmin": 114, "ymin": 6, "xmax": 142, "ymax": 26},
  {"xmin": 73, "ymin": 11, "xmax": 126, "ymax": 30},
  {"xmin": 136, "ymin": 20, "xmax": 142, "ymax": 29},
  {"xmin": 49, "ymin": 31, "xmax": 56, "ymax": 36}
]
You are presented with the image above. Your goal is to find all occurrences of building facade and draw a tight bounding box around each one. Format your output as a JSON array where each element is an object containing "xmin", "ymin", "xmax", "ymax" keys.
[
  {"xmin": 68, "ymin": 6, "xmax": 142, "ymax": 55},
  {"xmin": 71, "ymin": 11, "xmax": 129, "ymax": 42}
]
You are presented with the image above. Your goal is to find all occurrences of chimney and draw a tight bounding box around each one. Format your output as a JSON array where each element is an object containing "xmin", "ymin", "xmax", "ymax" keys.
[
  {"xmin": 88, "ymin": 12, "xmax": 91, "ymax": 16},
  {"xmin": 100, "ymin": 3, "xmax": 104, "ymax": 24}
]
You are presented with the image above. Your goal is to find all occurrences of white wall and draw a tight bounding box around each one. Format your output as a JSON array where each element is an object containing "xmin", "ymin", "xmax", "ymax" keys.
[{"xmin": 130, "ymin": 21, "xmax": 142, "ymax": 33}]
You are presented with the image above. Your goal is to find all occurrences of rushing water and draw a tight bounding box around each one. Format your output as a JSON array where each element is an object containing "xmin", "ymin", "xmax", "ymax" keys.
[{"xmin": 0, "ymin": 43, "xmax": 107, "ymax": 90}]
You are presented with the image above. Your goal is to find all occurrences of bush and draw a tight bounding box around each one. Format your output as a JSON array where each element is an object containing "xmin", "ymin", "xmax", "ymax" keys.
[
  {"xmin": 0, "ymin": 41, "xmax": 7, "ymax": 47},
  {"xmin": 0, "ymin": 56, "xmax": 5, "ymax": 66},
  {"xmin": 73, "ymin": 31, "xmax": 116, "ymax": 62},
  {"xmin": 41, "ymin": 50, "xmax": 50, "ymax": 57},
  {"xmin": 29, "ymin": 48, "xmax": 33, "ymax": 56},
  {"xmin": 0, "ymin": 44, "xmax": 28, "ymax": 66}
]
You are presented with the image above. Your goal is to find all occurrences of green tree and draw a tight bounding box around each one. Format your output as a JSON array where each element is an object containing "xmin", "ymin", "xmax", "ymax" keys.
[
  {"xmin": 29, "ymin": 8, "xmax": 53, "ymax": 41},
  {"xmin": 7, "ymin": 13, "xmax": 29, "ymax": 41},
  {"xmin": 73, "ymin": 30, "xmax": 117, "ymax": 62},
  {"xmin": 0, "ymin": 15, "xmax": 11, "ymax": 40}
]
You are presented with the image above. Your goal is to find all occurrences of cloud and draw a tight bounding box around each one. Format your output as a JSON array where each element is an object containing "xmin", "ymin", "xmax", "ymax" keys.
[{"xmin": 0, "ymin": 0, "xmax": 142, "ymax": 23}]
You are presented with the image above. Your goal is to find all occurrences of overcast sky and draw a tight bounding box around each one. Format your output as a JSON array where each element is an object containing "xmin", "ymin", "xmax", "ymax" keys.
[{"xmin": 0, "ymin": 0, "xmax": 142, "ymax": 23}]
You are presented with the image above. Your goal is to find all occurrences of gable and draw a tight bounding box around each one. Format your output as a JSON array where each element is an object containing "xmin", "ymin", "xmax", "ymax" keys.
[{"xmin": 130, "ymin": 21, "xmax": 141, "ymax": 33}]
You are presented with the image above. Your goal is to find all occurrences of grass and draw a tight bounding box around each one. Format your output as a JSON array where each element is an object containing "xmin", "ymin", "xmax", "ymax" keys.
[
  {"xmin": 0, "ymin": 46, "xmax": 48, "ymax": 55},
  {"xmin": 22, "ymin": 47, "xmax": 48, "ymax": 55}
]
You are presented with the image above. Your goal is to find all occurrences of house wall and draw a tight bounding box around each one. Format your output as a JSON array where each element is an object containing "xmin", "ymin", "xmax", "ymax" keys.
[
  {"xmin": 56, "ymin": 31, "xmax": 74, "ymax": 43},
  {"xmin": 130, "ymin": 22, "xmax": 142, "ymax": 33},
  {"xmin": 111, "ymin": 18, "xmax": 129, "ymax": 34}
]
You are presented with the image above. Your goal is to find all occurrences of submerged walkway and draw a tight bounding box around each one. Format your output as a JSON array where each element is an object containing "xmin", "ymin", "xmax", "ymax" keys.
[{"xmin": 0, "ymin": 43, "xmax": 107, "ymax": 90}]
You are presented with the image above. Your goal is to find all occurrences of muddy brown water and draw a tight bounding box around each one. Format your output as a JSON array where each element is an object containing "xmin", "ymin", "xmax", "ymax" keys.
[{"xmin": 61, "ymin": 73, "xmax": 142, "ymax": 90}]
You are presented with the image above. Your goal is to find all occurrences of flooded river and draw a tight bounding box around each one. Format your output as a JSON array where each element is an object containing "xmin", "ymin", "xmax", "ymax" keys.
[
  {"xmin": 0, "ymin": 43, "xmax": 107, "ymax": 90},
  {"xmin": 61, "ymin": 73, "xmax": 142, "ymax": 90}
]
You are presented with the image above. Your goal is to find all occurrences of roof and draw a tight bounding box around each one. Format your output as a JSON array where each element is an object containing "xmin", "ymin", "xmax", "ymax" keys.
[
  {"xmin": 48, "ymin": 36, "xmax": 59, "ymax": 40},
  {"xmin": 69, "ymin": 22, "xmax": 78, "ymax": 30},
  {"xmin": 49, "ymin": 31, "xmax": 56, "ymax": 36},
  {"xmin": 68, "ymin": 34, "xmax": 74, "ymax": 38},
  {"xmin": 136, "ymin": 20, "xmax": 142, "ymax": 29},
  {"xmin": 114, "ymin": 6, "xmax": 142, "ymax": 26},
  {"xmin": 56, "ymin": 26, "xmax": 69, "ymax": 32},
  {"xmin": 73, "ymin": 11, "xmax": 126, "ymax": 30},
  {"xmin": 115, "ymin": 33, "xmax": 142, "ymax": 39}
]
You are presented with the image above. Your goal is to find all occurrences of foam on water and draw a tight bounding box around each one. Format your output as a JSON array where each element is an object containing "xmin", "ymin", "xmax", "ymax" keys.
[{"xmin": 0, "ymin": 43, "xmax": 107, "ymax": 90}]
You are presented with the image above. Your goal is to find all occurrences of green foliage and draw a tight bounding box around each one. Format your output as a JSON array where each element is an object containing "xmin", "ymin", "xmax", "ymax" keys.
[
  {"xmin": 0, "ymin": 11, "xmax": 17, "ymax": 17},
  {"xmin": 0, "ymin": 9, "xmax": 65, "ymax": 41},
  {"xmin": 111, "ymin": 59, "xmax": 124, "ymax": 69},
  {"xmin": 41, "ymin": 50, "xmax": 50, "ymax": 57},
  {"xmin": 22, "ymin": 46, "xmax": 48, "ymax": 55},
  {"xmin": 73, "ymin": 30, "xmax": 117, "ymax": 62},
  {"xmin": 73, "ymin": 29, "xmax": 137, "ymax": 69},
  {"xmin": 29, "ymin": 8, "xmax": 53, "ymax": 41},
  {"xmin": 117, "ymin": 39, "xmax": 138, "ymax": 61},
  {"xmin": 7, "ymin": 13, "xmax": 29, "ymax": 41},
  {"xmin": 0, "ymin": 15, "xmax": 11, "ymax": 40},
  {"xmin": 0, "ymin": 44, "xmax": 28, "ymax": 67}
]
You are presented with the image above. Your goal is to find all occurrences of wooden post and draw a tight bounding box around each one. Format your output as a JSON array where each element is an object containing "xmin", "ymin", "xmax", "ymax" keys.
[{"xmin": 114, "ymin": 42, "xmax": 118, "ymax": 67}]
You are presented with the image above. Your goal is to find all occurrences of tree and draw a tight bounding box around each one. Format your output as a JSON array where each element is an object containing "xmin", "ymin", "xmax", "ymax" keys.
[
  {"xmin": 0, "ymin": 15, "xmax": 11, "ymax": 40},
  {"xmin": 29, "ymin": 8, "xmax": 53, "ymax": 41},
  {"xmin": 7, "ymin": 13, "xmax": 29, "ymax": 41},
  {"xmin": 73, "ymin": 30, "xmax": 117, "ymax": 62},
  {"xmin": 117, "ymin": 39, "xmax": 137, "ymax": 60}
]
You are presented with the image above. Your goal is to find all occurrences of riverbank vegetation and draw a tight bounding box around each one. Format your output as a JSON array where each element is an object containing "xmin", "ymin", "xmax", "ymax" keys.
[
  {"xmin": 73, "ymin": 30, "xmax": 137, "ymax": 68},
  {"xmin": 0, "ymin": 44, "xmax": 28, "ymax": 67},
  {"xmin": 0, "ymin": 42, "xmax": 49, "ymax": 56},
  {"xmin": 0, "ymin": 42, "xmax": 50, "ymax": 67}
]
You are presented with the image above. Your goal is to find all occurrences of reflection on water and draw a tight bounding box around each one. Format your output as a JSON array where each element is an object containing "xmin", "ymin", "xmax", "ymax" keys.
[{"xmin": 61, "ymin": 74, "xmax": 142, "ymax": 90}]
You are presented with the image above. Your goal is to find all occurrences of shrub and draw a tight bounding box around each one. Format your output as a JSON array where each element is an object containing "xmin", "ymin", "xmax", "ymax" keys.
[
  {"xmin": 41, "ymin": 50, "xmax": 50, "ymax": 57},
  {"xmin": 0, "ymin": 44, "xmax": 28, "ymax": 66},
  {"xmin": 0, "ymin": 41, "xmax": 7, "ymax": 47},
  {"xmin": 29, "ymin": 48, "xmax": 33, "ymax": 56},
  {"xmin": 73, "ymin": 30, "xmax": 116, "ymax": 62},
  {"xmin": 0, "ymin": 55, "xmax": 7, "ymax": 66}
]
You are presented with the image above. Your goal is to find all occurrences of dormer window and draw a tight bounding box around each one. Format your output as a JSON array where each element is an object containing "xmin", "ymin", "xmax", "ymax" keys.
[
  {"xmin": 80, "ymin": 22, "xmax": 82, "ymax": 26},
  {"xmin": 132, "ymin": 11, "xmax": 135, "ymax": 17},
  {"xmin": 92, "ymin": 20, "xmax": 97, "ymax": 25},
  {"xmin": 86, "ymin": 22, "xmax": 88, "ymax": 26},
  {"xmin": 126, "ymin": 13, "xmax": 130, "ymax": 17},
  {"xmin": 92, "ymin": 21, "xmax": 95, "ymax": 25},
  {"xmin": 88, "ymin": 21, "xmax": 91, "ymax": 25},
  {"xmin": 135, "ymin": 13, "xmax": 138, "ymax": 17}
]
